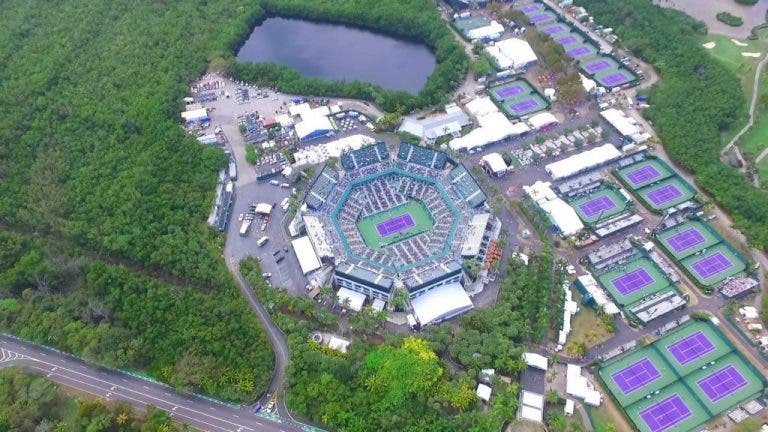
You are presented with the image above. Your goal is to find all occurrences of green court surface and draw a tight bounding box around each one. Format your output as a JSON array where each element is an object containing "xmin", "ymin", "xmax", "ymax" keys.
[
  {"xmin": 654, "ymin": 320, "xmax": 732, "ymax": 377},
  {"xmin": 679, "ymin": 243, "xmax": 747, "ymax": 287},
  {"xmin": 356, "ymin": 200, "xmax": 434, "ymax": 249},
  {"xmin": 599, "ymin": 347, "xmax": 679, "ymax": 407},
  {"xmin": 569, "ymin": 186, "xmax": 630, "ymax": 225},
  {"xmin": 596, "ymin": 257, "xmax": 673, "ymax": 306},
  {"xmin": 656, "ymin": 220, "xmax": 722, "ymax": 260},
  {"xmin": 624, "ymin": 383, "xmax": 709, "ymax": 432},
  {"xmin": 685, "ymin": 351, "xmax": 764, "ymax": 416},
  {"xmin": 616, "ymin": 158, "xmax": 675, "ymax": 190},
  {"xmin": 637, "ymin": 176, "xmax": 697, "ymax": 211}
]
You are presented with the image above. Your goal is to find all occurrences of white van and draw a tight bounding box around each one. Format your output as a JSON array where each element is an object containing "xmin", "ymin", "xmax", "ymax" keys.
[
  {"xmin": 279, "ymin": 183, "xmax": 290, "ymax": 188},
  {"xmin": 269, "ymin": 180, "xmax": 280, "ymax": 186},
  {"xmin": 280, "ymin": 197, "xmax": 290, "ymax": 211},
  {"xmin": 257, "ymin": 236, "xmax": 269, "ymax": 247}
]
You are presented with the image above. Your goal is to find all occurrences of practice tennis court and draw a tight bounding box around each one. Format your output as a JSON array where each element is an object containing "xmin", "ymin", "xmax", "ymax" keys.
[
  {"xmin": 356, "ymin": 200, "xmax": 434, "ymax": 249},
  {"xmin": 595, "ymin": 70, "xmax": 635, "ymax": 87},
  {"xmin": 685, "ymin": 351, "xmax": 764, "ymax": 414},
  {"xmin": 596, "ymin": 257, "xmax": 672, "ymax": 306},
  {"xmin": 488, "ymin": 78, "xmax": 548, "ymax": 118},
  {"xmin": 638, "ymin": 177, "xmax": 696, "ymax": 211},
  {"xmin": 656, "ymin": 320, "xmax": 731, "ymax": 377},
  {"xmin": 657, "ymin": 221, "xmax": 720, "ymax": 260},
  {"xmin": 555, "ymin": 34, "xmax": 582, "ymax": 46},
  {"xmin": 566, "ymin": 44, "xmax": 595, "ymax": 59},
  {"xmin": 600, "ymin": 347, "xmax": 678, "ymax": 407},
  {"xmin": 569, "ymin": 186, "xmax": 630, "ymax": 224},
  {"xmin": 529, "ymin": 11, "xmax": 556, "ymax": 25},
  {"xmin": 616, "ymin": 158, "xmax": 674, "ymax": 190},
  {"xmin": 679, "ymin": 243, "xmax": 746, "ymax": 287},
  {"xmin": 541, "ymin": 23, "xmax": 567, "ymax": 35}
]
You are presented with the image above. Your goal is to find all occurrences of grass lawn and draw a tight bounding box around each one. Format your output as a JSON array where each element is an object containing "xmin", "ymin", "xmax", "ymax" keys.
[
  {"xmin": 735, "ymin": 71, "xmax": 768, "ymax": 159},
  {"xmin": 759, "ymin": 158, "xmax": 768, "ymax": 187},
  {"xmin": 569, "ymin": 291, "xmax": 612, "ymax": 348}
]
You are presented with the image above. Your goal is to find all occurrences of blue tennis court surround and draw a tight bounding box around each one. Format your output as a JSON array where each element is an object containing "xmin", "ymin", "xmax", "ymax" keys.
[
  {"xmin": 578, "ymin": 195, "xmax": 616, "ymax": 218},
  {"xmin": 691, "ymin": 252, "xmax": 734, "ymax": 279},
  {"xmin": 639, "ymin": 394, "xmax": 693, "ymax": 432},
  {"xmin": 612, "ymin": 268, "xmax": 655, "ymax": 296},
  {"xmin": 697, "ymin": 365, "xmax": 748, "ymax": 403},
  {"xmin": 612, "ymin": 358, "xmax": 662, "ymax": 395},
  {"xmin": 626, "ymin": 165, "xmax": 662, "ymax": 185},
  {"xmin": 375, "ymin": 213, "xmax": 415, "ymax": 236},
  {"xmin": 667, "ymin": 228, "xmax": 706, "ymax": 254},
  {"xmin": 666, "ymin": 331, "xmax": 716, "ymax": 366}
]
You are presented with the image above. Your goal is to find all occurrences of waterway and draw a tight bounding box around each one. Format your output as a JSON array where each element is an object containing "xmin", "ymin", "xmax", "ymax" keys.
[{"xmin": 237, "ymin": 17, "xmax": 437, "ymax": 94}]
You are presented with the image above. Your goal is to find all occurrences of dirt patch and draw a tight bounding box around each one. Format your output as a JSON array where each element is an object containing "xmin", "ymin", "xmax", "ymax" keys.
[{"xmin": 506, "ymin": 419, "xmax": 546, "ymax": 432}]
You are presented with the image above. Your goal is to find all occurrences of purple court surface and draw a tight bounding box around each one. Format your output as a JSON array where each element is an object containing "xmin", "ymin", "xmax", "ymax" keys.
[
  {"xmin": 667, "ymin": 228, "xmax": 706, "ymax": 253},
  {"xmin": 567, "ymin": 46, "xmax": 592, "ymax": 58},
  {"xmin": 647, "ymin": 184, "xmax": 683, "ymax": 206},
  {"xmin": 522, "ymin": 4, "xmax": 542, "ymax": 13},
  {"xmin": 639, "ymin": 394, "xmax": 693, "ymax": 432},
  {"xmin": 697, "ymin": 365, "xmax": 748, "ymax": 402},
  {"xmin": 584, "ymin": 60, "xmax": 612, "ymax": 73},
  {"xmin": 495, "ymin": 85, "xmax": 524, "ymax": 98},
  {"xmin": 530, "ymin": 14, "xmax": 551, "ymax": 24},
  {"xmin": 626, "ymin": 165, "xmax": 662, "ymax": 185},
  {"xmin": 611, "ymin": 358, "xmax": 661, "ymax": 394},
  {"xmin": 376, "ymin": 213, "xmax": 415, "ymax": 236},
  {"xmin": 691, "ymin": 252, "xmax": 734, "ymax": 279},
  {"xmin": 612, "ymin": 268, "xmax": 655, "ymax": 295},
  {"xmin": 578, "ymin": 195, "xmax": 617, "ymax": 218},
  {"xmin": 601, "ymin": 71, "xmax": 631, "ymax": 86},
  {"xmin": 511, "ymin": 99, "xmax": 540, "ymax": 113},
  {"xmin": 666, "ymin": 331, "xmax": 716, "ymax": 366},
  {"xmin": 543, "ymin": 25, "xmax": 566, "ymax": 34},
  {"xmin": 556, "ymin": 35, "xmax": 578, "ymax": 45}
]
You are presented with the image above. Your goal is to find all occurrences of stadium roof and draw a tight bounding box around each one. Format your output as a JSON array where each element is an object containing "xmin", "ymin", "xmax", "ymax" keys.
[
  {"xmin": 461, "ymin": 213, "xmax": 490, "ymax": 257},
  {"xmin": 482, "ymin": 153, "xmax": 508, "ymax": 174},
  {"xmin": 295, "ymin": 114, "xmax": 335, "ymax": 141},
  {"xmin": 545, "ymin": 143, "xmax": 622, "ymax": 180},
  {"xmin": 336, "ymin": 287, "xmax": 366, "ymax": 312},
  {"xmin": 523, "ymin": 181, "xmax": 584, "ymax": 237},
  {"xmin": 410, "ymin": 282, "xmax": 473, "ymax": 326},
  {"xmin": 291, "ymin": 236, "xmax": 322, "ymax": 275},
  {"xmin": 528, "ymin": 112, "xmax": 559, "ymax": 130},
  {"xmin": 485, "ymin": 38, "xmax": 537, "ymax": 69},
  {"xmin": 523, "ymin": 353, "xmax": 549, "ymax": 371},
  {"xmin": 335, "ymin": 261, "xmax": 394, "ymax": 294},
  {"xmin": 303, "ymin": 215, "xmax": 334, "ymax": 259},
  {"xmin": 600, "ymin": 108, "xmax": 640, "ymax": 137}
]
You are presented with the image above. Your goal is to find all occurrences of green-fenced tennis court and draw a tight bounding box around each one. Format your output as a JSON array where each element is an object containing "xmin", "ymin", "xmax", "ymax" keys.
[
  {"xmin": 654, "ymin": 320, "xmax": 732, "ymax": 377},
  {"xmin": 569, "ymin": 186, "xmax": 630, "ymax": 225},
  {"xmin": 656, "ymin": 220, "xmax": 721, "ymax": 261},
  {"xmin": 637, "ymin": 176, "xmax": 697, "ymax": 211},
  {"xmin": 624, "ymin": 382, "xmax": 709, "ymax": 432},
  {"xmin": 685, "ymin": 351, "xmax": 764, "ymax": 416},
  {"xmin": 615, "ymin": 158, "xmax": 675, "ymax": 190},
  {"xmin": 679, "ymin": 243, "xmax": 747, "ymax": 287},
  {"xmin": 599, "ymin": 347, "xmax": 679, "ymax": 408},
  {"xmin": 356, "ymin": 200, "xmax": 434, "ymax": 249},
  {"xmin": 596, "ymin": 257, "xmax": 672, "ymax": 306}
]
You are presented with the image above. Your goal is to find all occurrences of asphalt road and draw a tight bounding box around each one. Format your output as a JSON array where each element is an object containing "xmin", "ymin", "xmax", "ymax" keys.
[{"xmin": 0, "ymin": 335, "xmax": 306, "ymax": 432}]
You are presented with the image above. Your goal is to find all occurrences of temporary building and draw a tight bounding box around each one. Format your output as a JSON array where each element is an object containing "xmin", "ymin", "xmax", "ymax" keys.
[
  {"xmin": 482, "ymin": 153, "xmax": 508, "ymax": 176},
  {"xmin": 575, "ymin": 274, "xmax": 620, "ymax": 314},
  {"xmin": 566, "ymin": 364, "xmax": 602, "ymax": 406},
  {"xmin": 580, "ymin": 74, "xmax": 597, "ymax": 93},
  {"xmin": 522, "ymin": 352, "xmax": 548, "ymax": 371},
  {"xmin": 288, "ymin": 102, "xmax": 312, "ymax": 117},
  {"xmin": 181, "ymin": 108, "xmax": 209, "ymax": 123},
  {"xmin": 336, "ymin": 287, "xmax": 366, "ymax": 312},
  {"xmin": 295, "ymin": 114, "xmax": 335, "ymax": 142},
  {"xmin": 544, "ymin": 143, "xmax": 622, "ymax": 180},
  {"xmin": 254, "ymin": 203, "xmax": 273, "ymax": 215},
  {"xmin": 564, "ymin": 399, "xmax": 575, "ymax": 416},
  {"xmin": 467, "ymin": 20, "xmax": 505, "ymax": 40},
  {"xmin": 291, "ymin": 236, "xmax": 322, "ymax": 275},
  {"xmin": 600, "ymin": 108, "xmax": 641, "ymax": 137},
  {"xmin": 523, "ymin": 181, "xmax": 584, "ymax": 237},
  {"xmin": 293, "ymin": 134, "xmax": 375, "ymax": 166},
  {"xmin": 410, "ymin": 282, "xmax": 474, "ymax": 326},
  {"xmin": 517, "ymin": 391, "xmax": 545, "ymax": 423},
  {"xmin": 465, "ymin": 97, "xmax": 499, "ymax": 118},
  {"xmin": 450, "ymin": 112, "xmax": 528, "ymax": 151},
  {"xmin": 528, "ymin": 112, "xmax": 559, "ymax": 130},
  {"xmin": 485, "ymin": 38, "xmax": 538, "ymax": 69}
]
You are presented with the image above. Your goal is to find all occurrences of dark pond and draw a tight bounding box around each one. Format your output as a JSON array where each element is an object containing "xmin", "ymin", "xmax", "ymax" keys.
[{"xmin": 237, "ymin": 17, "xmax": 437, "ymax": 94}]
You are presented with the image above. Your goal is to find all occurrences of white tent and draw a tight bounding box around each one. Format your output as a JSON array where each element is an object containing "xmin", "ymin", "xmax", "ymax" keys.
[
  {"xmin": 566, "ymin": 364, "xmax": 602, "ymax": 406},
  {"xmin": 482, "ymin": 153, "xmax": 508, "ymax": 175},
  {"xmin": 576, "ymin": 274, "xmax": 620, "ymax": 315},
  {"xmin": 291, "ymin": 236, "xmax": 322, "ymax": 275},
  {"xmin": 181, "ymin": 108, "xmax": 209, "ymax": 123},
  {"xmin": 523, "ymin": 181, "xmax": 584, "ymax": 237},
  {"xmin": 528, "ymin": 112, "xmax": 559, "ymax": 130},
  {"xmin": 465, "ymin": 97, "xmax": 499, "ymax": 118},
  {"xmin": 288, "ymin": 102, "xmax": 312, "ymax": 117},
  {"xmin": 295, "ymin": 114, "xmax": 335, "ymax": 141},
  {"xmin": 467, "ymin": 21, "xmax": 504, "ymax": 40},
  {"xmin": 336, "ymin": 287, "xmax": 366, "ymax": 312},
  {"xmin": 600, "ymin": 108, "xmax": 641, "ymax": 137},
  {"xmin": 580, "ymin": 73, "xmax": 597, "ymax": 93},
  {"xmin": 293, "ymin": 134, "xmax": 375, "ymax": 166},
  {"xmin": 485, "ymin": 38, "xmax": 538, "ymax": 69},
  {"xmin": 450, "ymin": 112, "xmax": 528, "ymax": 151},
  {"xmin": 410, "ymin": 282, "xmax": 473, "ymax": 326},
  {"xmin": 545, "ymin": 143, "xmax": 622, "ymax": 180},
  {"xmin": 523, "ymin": 352, "xmax": 548, "ymax": 370},
  {"xmin": 254, "ymin": 203, "xmax": 273, "ymax": 215},
  {"xmin": 565, "ymin": 399, "xmax": 575, "ymax": 416},
  {"xmin": 517, "ymin": 391, "xmax": 545, "ymax": 423}
]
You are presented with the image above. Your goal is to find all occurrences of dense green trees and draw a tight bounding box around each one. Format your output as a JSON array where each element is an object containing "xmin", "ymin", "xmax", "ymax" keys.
[
  {"xmin": 231, "ymin": 0, "xmax": 468, "ymax": 112},
  {"xmin": 579, "ymin": 0, "xmax": 768, "ymax": 250},
  {"xmin": 0, "ymin": 368, "xmax": 180, "ymax": 432},
  {"xmin": 0, "ymin": 232, "xmax": 274, "ymax": 402}
]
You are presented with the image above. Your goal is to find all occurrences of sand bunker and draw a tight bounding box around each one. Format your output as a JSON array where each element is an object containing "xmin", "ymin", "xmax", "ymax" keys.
[
  {"xmin": 702, "ymin": 41, "xmax": 716, "ymax": 49},
  {"xmin": 742, "ymin": 52, "xmax": 762, "ymax": 57},
  {"xmin": 731, "ymin": 39, "xmax": 748, "ymax": 47}
]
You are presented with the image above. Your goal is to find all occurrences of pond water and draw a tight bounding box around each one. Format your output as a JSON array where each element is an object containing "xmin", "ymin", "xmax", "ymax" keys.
[{"xmin": 237, "ymin": 17, "xmax": 437, "ymax": 94}]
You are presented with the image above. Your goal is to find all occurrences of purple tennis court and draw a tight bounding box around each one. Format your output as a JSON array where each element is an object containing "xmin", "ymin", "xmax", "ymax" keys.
[
  {"xmin": 612, "ymin": 358, "xmax": 661, "ymax": 394},
  {"xmin": 494, "ymin": 84, "xmax": 525, "ymax": 99},
  {"xmin": 542, "ymin": 25, "xmax": 566, "ymax": 35},
  {"xmin": 647, "ymin": 184, "xmax": 683, "ymax": 206},
  {"xmin": 579, "ymin": 195, "xmax": 617, "ymax": 217},
  {"xmin": 612, "ymin": 268, "xmax": 655, "ymax": 295},
  {"xmin": 666, "ymin": 331, "xmax": 716, "ymax": 366},
  {"xmin": 376, "ymin": 213, "xmax": 415, "ymax": 236},
  {"xmin": 639, "ymin": 394, "xmax": 693, "ymax": 432},
  {"xmin": 583, "ymin": 59, "xmax": 612, "ymax": 73},
  {"xmin": 522, "ymin": 4, "xmax": 543, "ymax": 13},
  {"xmin": 691, "ymin": 252, "xmax": 734, "ymax": 279},
  {"xmin": 600, "ymin": 71, "xmax": 632, "ymax": 86},
  {"xmin": 567, "ymin": 46, "xmax": 592, "ymax": 58},
  {"xmin": 626, "ymin": 165, "xmax": 662, "ymax": 185},
  {"xmin": 510, "ymin": 98, "xmax": 541, "ymax": 113},
  {"xmin": 697, "ymin": 365, "xmax": 748, "ymax": 403},
  {"xmin": 530, "ymin": 13, "xmax": 552, "ymax": 24},
  {"xmin": 556, "ymin": 35, "xmax": 579, "ymax": 45},
  {"xmin": 667, "ymin": 228, "xmax": 706, "ymax": 253}
]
